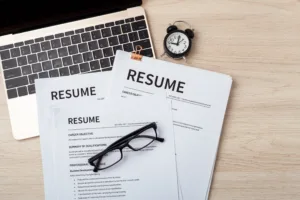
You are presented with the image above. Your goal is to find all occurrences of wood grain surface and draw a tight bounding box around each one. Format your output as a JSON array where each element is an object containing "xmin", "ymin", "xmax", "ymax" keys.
[{"xmin": 1, "ymin": 0, "xmax": 300, "ymax": 199}]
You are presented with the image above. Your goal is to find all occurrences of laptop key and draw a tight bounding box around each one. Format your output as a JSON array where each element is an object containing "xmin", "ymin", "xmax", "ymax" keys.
[
  {"xmin": 28, "ymin": 84, "xmax": 36, "ymax": 94},
  {"xmin": 135, "ymin": 15, "xmax": 145, "ymax": 21},
  {"xmin": 59, "ymin": 67, "xmax": 70, "ymax": 76},
  {"xmin": 69, "ymin": 65, "xmax": 80, "ymax": 75},
  {"xmin": 28, "ymin": 74, "xmax": 38, "ymax": 84},
  {"xmin": 68, "ymin": 45, "xmax": 78, "ymax": 55},
  {"xmin": 27, "ymin": 54, "xmax": 38, "ymax": 64},
  {"xmin": 90, "ymin": 60, "xmax": 100, "ymax": 70},
  {"xmin": 42, "ymin": 61, "xmax": 52, "ymax": 71},
  {"xmin": 48, "ymin": 49, "xmax": 58, "ymax": 59},
  {"xmin": 41, "ymin": 41, "xmax": 51, "ymax": 51},
  {"xmin": 4, "ymin": 68, "xmax": 22, "ymax": 79},
  {"xmin": 17, "ymin": 86, "xmax": 28, "ymax": 97},
  {"xmin": 32, "ymin": 63, "xmax": 42, "ymax": 73},
  {"xmin": 93, "ymin": 50, "xmax": 103, "ymax": 60},
  {"xmin": 123, "ymin": 43, "xmax": 133, "ymax": 52},
  {"xmin": 113, "ymin": 45, "xmax": 123, "ymax": 55},
  {"xmin": 49, "ymin": 69, "xmax": 59, "ymax": 77},
  {"xmin": 75, "ymin": 29, "xmax": 84, "ymax": 34},
  {"xmin": 58, "ymin": 47, "xmax": 68, "ymax": 57},
  {"xmin": 110, "ymin": 57, "xmax": 115, "ymax": 65},
  {"xmin": 70, "ymin": 65, "xmax": 80, "ymax": 75},
  {"xmin": 81, "ymin": 32, "xmax": 92, "ymax": 42},
  {"xmin": 51, "ymin": 39, "xmax": 62, "ymax": 49},
  {"xmin": 71, "ymin": 35, "xmax": 81, "ymax": 44},
  {"xmin": 5, "ymin": 76, "xmax": 29, "ymax": 89},
  {"xmin": 2, "ymin": 58, "xmax": 17, "ymax": 69},
  {"xmin": 101, "ymin": 28, "xmax": 112, "ymax": 38},
  {"xmin": 128, "ymin": 32, "xmax": 139, "ymax": 42},
  {"xmin": 79, "ymin": 63, "xmax": 90, "ymax": 73},
  {"xmin": 55, "ymin": 33, "xmax": 64, "ymax": 38},
  {"xmin": 95, "ymin": 24, "xmax": 104, "ymax": 29},
  {"xmin": 102, "ymin": 67, "xmax": 112, "ymax": 72},
  {"xmin": 105, "ymin": 22, "xmax": 114, "ymax": 27},
  {"xmin": 72, "ymin": 54, "xmax": 83, "ymax": 64},
  {"xmin": 25, "ymin": 40, "xmax": 34, "ymax": 45},
  {"xmin": 62, "ymin": 56, "xmax": 73, "ymax": 66},
  {"xmin": 131, "ymin": 20, "xmax": 147, "ymax": 31},
  {"xmin": 108, "ymin": 36, "xmax": 119, "ymax": 46},
  {"xmin": 100, "ymin": 58, "xmax": 110, "ymax": 68},
  {"xmin": 139, "ymin": 30, "xmax": 149, "ymax": 39},
  {"xmin": 21, "ymin": 46, "xmax": 31, "ymax": 55},
  {"xmin": 0, "ymin": 50, "xmax": 10, "ymax": 60},
  {"xmin": 52, "ymin": 58, "xmax": 63, "ymax": 68},
  {"xmin": 30, "ymin": 43, "xmax": 41, "ymax": 53},
  {"xmin": 119, "ymin": 34, "xmax": 129, "ymax": 44},
  {"xmin": 21, "ymin": 65, "xmax": 32, "ymax": 75},
  {"xmin": 141, "ymin": 48, "xmax": 154, "ymax": 57},
  {"xmin": 35, "ymin": 37, "xmax": 44, "ymax": 43},
  {"xmin": 121, "ymin": 24, "xmax": 132, "ymax": 33},
  {"xmin": 91, "ymin": 30, "xmax": 102, "ymax": 40},
  {"xmin": 65, "ymin": 31, "xmax": 75, "ymax": 36},
  {"xmin": 115, "ymin": 20, "xmax": 125, "ymax": 25},
  {"xmin": 133, "ymin": 39, "xmax": 151, "ymax": 49},
  {"xmin": 125, "ymin": 18, "xmax": 134, "ymax": 23},
  {"xmin": 10, "ymin": 48, "xmax": 21, "ymax": 58},
  {"xmin": 0, "ymin": 44, "xmax": 14, "ymax": 50},
  {"xmin": 111, "ymin": 26, "xmax": 122, "ymax": 35},
  {"xmin": 88, "ymin": 41, "xmax": 99, "ymax": 51},
  {"xmin": 103, "ymin": 47, "xmax": 113, "ymax": 57},
  {"xmin": 85, "ymin": 26, "xmax": 94, "ymax": 32},
  {"xmin": 38, "ymin": 52, "xmax": 48, "ymax": 62},
  {"xmin": 98, "ymin": 39, "xmax": 109, "ymax": 48},
  {"xmin": 83, "ymin": 52, "xmax": 93, "ymax": 62},
  {"xmin": 45, "ymin": 35, "xmax": 54, "ymax": 40},
  {"xmin": 17, "ymin": 56, "xmax": 28, "ymax": 66},
  {"xmin": 14, "ymin": 42, "xmax": 24, "ymax": 48},
  {"xmin": 39, "ymin": 71, "xmax": 49, "ymax": 78},
  {"xmin": 78, "ymin": 43, "xmax": 89, "ymax": 53},
  {"xmin": 7, "ymin": 88, "xmax": 18, "ymax": 99},
  {"xmin": 61, "ymin": 37, "xmax": 72, "ymax": 46}
]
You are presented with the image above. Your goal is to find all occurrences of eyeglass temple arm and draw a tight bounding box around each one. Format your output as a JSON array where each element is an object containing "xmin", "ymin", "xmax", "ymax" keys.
[
  {"xmin": 106, "ymin": 122, "xmax": 158, "ymax": 149},
  {"xmin": 134, "ymin": 135, "xmax": 165, "ymax": 142}
]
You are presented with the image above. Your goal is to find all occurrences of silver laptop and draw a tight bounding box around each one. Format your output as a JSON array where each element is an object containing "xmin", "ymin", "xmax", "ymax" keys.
[{"xmin": 0, "ymin": 0, "xmax": 155, "ymax": 140}]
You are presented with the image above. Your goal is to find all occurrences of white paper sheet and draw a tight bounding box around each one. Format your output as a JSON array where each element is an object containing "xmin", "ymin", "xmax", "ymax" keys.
[
  {"xmin": 35, "ymin": 72, "xmax": 112, "ymax": 200},
  {"xmin": 109, "ymin": 50, "xmax": 233, "ymax": 200},
  {"xmin": 51, "ymin": 97, "xmax": 179, "ymax": 200}
]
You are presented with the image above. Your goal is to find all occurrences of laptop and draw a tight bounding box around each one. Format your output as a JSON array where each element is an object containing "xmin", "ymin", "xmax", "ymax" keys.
[{"xmin": 0, "ymin": 0, "xmax": 155, "ymax": 140}]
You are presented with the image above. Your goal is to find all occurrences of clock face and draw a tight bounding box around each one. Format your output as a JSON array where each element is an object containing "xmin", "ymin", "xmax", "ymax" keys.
[{"xmin": 165, "ymin": 31, "xmax": 190, "ymax": 55}]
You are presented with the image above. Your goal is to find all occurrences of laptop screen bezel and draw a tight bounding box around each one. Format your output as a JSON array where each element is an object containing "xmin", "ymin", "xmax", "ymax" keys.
[{"xmin": 0, "ymin": 0, "xmax": 142, "ymax": 36}]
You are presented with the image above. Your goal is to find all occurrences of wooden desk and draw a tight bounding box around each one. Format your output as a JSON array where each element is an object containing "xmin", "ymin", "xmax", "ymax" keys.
[{"xmin": 1, "ymin": 0, "xmax": 300, "ymax": 199}]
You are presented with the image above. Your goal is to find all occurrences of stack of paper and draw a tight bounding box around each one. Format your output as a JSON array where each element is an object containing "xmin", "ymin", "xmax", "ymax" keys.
[{"xmin": 35, "ymin": 50, "xmax": 232, "ymax": 200}]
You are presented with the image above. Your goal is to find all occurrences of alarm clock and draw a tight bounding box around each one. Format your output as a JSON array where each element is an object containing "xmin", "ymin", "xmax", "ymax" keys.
[{"xmin": 162, "ymin": 21, "xmax": 194, "ymax": 61}]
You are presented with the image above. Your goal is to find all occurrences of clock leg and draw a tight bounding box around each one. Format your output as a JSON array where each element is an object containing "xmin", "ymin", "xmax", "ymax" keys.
[{"xmin": 160, "ymin": 52, "xmax": 166, "ymax": 57}]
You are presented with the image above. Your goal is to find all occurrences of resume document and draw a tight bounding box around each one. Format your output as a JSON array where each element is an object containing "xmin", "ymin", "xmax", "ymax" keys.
[
  {"xmin": 110, "ymin": 51, "xmax": 233, "ymax": 200},
  {"xmin": 51, "ymin": 97, "xmax": 179, "ymax": 200}
]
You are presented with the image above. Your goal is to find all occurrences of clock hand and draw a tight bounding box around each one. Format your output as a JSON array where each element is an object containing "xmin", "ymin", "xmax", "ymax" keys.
[
  {"xmin": 178, "ymin": 39, "xmax": 184, "ymax": 44},
  {"xmin": 176, "ymin": 35, "xmax": 181, "ymax": 46}
]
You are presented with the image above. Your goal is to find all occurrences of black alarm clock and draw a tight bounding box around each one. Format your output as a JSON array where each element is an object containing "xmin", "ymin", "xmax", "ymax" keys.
[{"xmin": 162, "ymin": 21, "xmax": 195, "ymax": 61}]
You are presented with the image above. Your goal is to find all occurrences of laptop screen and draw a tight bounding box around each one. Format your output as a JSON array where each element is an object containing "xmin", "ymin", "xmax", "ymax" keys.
[{"xmin": 0, "ymin": 0, "xmax": 142, "ymax": 36}]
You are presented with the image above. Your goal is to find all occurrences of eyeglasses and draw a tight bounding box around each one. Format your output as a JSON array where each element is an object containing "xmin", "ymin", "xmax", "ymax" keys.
[{"xmin": 88, "ymin": 122, "xmax": 164, "ymax": 172}]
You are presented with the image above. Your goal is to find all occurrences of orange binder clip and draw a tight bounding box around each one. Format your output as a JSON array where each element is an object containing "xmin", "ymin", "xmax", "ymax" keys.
[{"xmin": 131, "ymin": 45, "xmax": 143, "ymax": 61}]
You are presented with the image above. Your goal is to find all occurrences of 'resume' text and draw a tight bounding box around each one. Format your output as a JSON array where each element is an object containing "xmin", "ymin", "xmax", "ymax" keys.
[
  {"xmin": 51, "ymin": 87, "xmax": 96, "ymax": 100},
  {"xmin": 127, "ymin": 69, "xmax": 186, "ymax": 93}
]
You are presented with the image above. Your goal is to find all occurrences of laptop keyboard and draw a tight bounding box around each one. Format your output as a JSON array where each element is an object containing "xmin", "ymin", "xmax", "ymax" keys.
[{"xmin": 0, "ymin": 15, "xmax": 154, "ymax": 99}]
